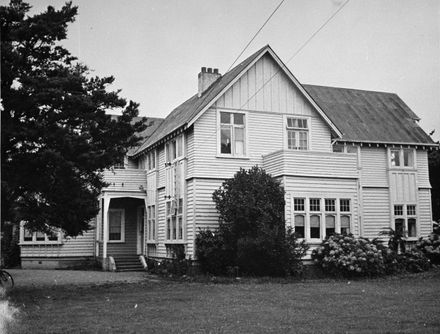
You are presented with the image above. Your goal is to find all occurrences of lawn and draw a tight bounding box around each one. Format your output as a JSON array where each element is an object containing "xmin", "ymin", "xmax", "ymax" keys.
[{"xmin": 6, "ymin": 270, "xmax": 440, "ymax": 333}]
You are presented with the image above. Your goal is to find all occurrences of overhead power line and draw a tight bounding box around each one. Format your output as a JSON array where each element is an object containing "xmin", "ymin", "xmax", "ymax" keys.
[{"xmin": 226, "ymin": 0, "xmax": 287, "ymax": 72}]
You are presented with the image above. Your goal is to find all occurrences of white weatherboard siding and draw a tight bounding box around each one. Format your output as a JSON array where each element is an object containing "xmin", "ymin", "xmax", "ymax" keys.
[
  {"xmin": 418, "ymin": 189, "xmax": 433, "ymax": 237},
  {"xmin": 103, "ymin": 169, "xmax": 147, "ymax": 192},
  {"xmin": 21, "ymin": 219, "xmax": 96, "ymax": 258},
  {"xmin": 360, "ymin": 147, "xmax": 388, "ymax": 187},
  {"xmin": 158, "ymin": 146, "xmax": 165, "ymax": 188},
  {"xmin": 263, "ymin": 150, "xmax": 358, "ymax": 179},
  {"xmin": 155, "ymin": 187, "xmax": 167, "ymax": 258},
  {"xmin": 283, "ymin": 177, "xmax": 360, "ymax": 236},
  {"xmin": 361, "ymin": 188, "xmax": 390, "ymax": 239},
  {"xmin": 186, "ymin": 179, "xmax": 196, "ymax": 256},
  {"xmin": 417, "ymin": 150, "xmax": 431, "ymax": 189},
  {"xmin": 215, "ymin": 54, "xmax": 313, "ymax": 115},
  {"xmin": 186, "ymin": 129, "xmax": 195, "ymax": 179}
]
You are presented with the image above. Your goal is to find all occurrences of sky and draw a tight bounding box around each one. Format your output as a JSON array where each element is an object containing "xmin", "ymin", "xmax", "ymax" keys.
[{"xmin": 16, "ymin": 0, "xmax": 440, "ymax": 141}]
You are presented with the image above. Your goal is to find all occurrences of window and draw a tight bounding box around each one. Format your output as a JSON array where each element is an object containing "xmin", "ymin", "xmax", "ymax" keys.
[
  {"xmin": 325, "ymin": 199, "xmax": 336, "ymax": 212},
  {"xmin": 294, "ymin": 215, "xmax": 305, "ymax": 238},
  {"xmin": 310, "ymin": 198, "xmax": 320, "ymax": 212},
  {"xmin": 286, "ymin": 117, "xmax": 308, "ymax": 150},
  {"xmin": 21, "ymin": 224, "xmax": 62, "ymax": 244},
  {"xmin": 390, "ymin": 148, "xmax": 414, "ymax": 168},
  {"xmin": 310, "ymin": 215, "xmax": 321, "ymax": 239},
  {"xmin": 147, "ymin": 205, "xmax": 156, "ymax": 241},
  {"xmin": 332, "ymin": 143, "xmax": 358, "ymax": 154},
  {"xmin": 293, "ymin": 197, "xmax": 352, "ymax": 240},
  {"xmin": 166, "ymin": 199, "xmax": 184, "ymax": 241},
  {"xmin": 220, "ymin": 112, "xmax": 246, "ymax": 156},
  {"xmin": 394, "ymin": 204, "xmax": 417, "ymax": 237},
  {"xmin": 294, "ymin": 198, "xmax": 305, "ymax": 211},
  {"xmin": 108, "ymin": 209, "xmax": 125, "ymax": 242},
  {"xmin": 165, "ymin": 135, "xmax": 184, "ymax": 163},
  {"xmin": 147, "ymin": 150, "xmax": 156, "ymax": 171},
  {"xmin": 340, "ymin": 199, "xmax": 350, "ymax": 212},
  {"xmin": 340, "ymin": 215, "xmax": 351, "ymax": 234}
]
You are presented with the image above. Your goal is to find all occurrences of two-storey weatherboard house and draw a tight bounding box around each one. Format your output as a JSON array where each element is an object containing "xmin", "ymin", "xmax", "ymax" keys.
[{"xmin": 20, "ymin": 45, "xmax": 437, "ymax": 270}]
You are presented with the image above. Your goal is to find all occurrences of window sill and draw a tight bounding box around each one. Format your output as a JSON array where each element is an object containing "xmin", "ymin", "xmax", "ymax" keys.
[
  {"xmin": 146, "ymin": 241, "xmax": 158, "ymax": 244},
  {"xmin": 216, "ymin": 155, "xmax": 250, "ymax": 160},
  {"xmin": 388, "ymin": 167, "xmax": 416, "ymax": 171},
  {"xmin": 107, "ymin": 240, "xmax": 125, "ymax": 243}
]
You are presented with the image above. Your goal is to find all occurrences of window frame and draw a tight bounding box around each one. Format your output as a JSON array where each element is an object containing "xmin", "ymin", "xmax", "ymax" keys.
[
  {"xmin": 108, "ymin": 208, "xmax": 125, "ymax": 243},
  {"xmin": 285, "ymin": 116, "xmax": 311, "ymax": 151},
  {"xmin": 393, "ymin": 204, "xmax": 417, "ymax": 238},
  {"xmin": 146, "ymin": 204, "xmax": 157, "ymax": 243},
  {"xmin": 217, "ymin": 110, "xmax": 248, "ymax": 158},
  {"xmin": 147, "ymin": 149, "xmax": 157, "ymax": 171},
  {"xmin": 165, "ymin": 134, "xmax": 185, "ymax": 164},
  {"xmin": 165, "ymin": 198, "xmax": 185, "ymax": 243},
  {"xmin": 388, "ymin": 147, "xmax": 416, "ymax": 169},
  {"xmin": 20, "ymin": 223, "xmax": 63, "ymax": 245},
  {"xmin": 292, "ymin": 196, "xmax": 353, "ymax": 241}
]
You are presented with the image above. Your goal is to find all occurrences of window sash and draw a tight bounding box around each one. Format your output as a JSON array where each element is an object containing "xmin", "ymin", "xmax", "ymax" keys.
[{"xmin": 108, "ymin": 209, "xmax": 124, "ymax": 242}]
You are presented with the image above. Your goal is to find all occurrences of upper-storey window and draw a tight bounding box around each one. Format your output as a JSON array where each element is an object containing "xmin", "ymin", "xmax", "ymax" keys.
[
  {"xmin": 390, "ymin": 148, "xmax": 414, "ymax": 168},
  {"xmin": 165, "ymin": 135, "xmax": 184, "ymax": 163},
  {"xmin": 333, "ymin": 143, "xmax": 358, "ymax": 154},
  {"xmin": 219, "ymin": 111, "xmax": 246, "ymax": 156},
  {"xmin": 286, "ymin": 117, "xmax": 308, "ymax": 150},
  {"xmin": 147, "ymin": 150, "xmax": 156, "ymax": 171}
]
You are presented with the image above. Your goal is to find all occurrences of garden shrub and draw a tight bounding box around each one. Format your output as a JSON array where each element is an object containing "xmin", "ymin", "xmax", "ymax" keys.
[
  {"xmin": 312, "ymin": 234, "xmax": 386, "ymax": 277},
  {"xmin": 148, "ymin": 245, "xmax": 193, "ymax": 277},
  {"xmin": 196, "ymin": 166, "xmax": 308, "ymax": 277},
  {"xmin": 416, "ymin": 233, "xmax": 440, "ymax": 264}
]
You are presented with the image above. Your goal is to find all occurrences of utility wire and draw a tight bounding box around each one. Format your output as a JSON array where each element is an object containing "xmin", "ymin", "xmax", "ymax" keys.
[
  {"xmin": 226, "ymin": 0, "xmax": 287, "ymax": 72},
  {"xmin": 193, "ymin": 0, "xmax": 351, "ymax": 149}
]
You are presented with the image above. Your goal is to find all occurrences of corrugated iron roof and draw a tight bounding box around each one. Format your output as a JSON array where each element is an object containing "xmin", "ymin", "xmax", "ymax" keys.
[
  {"xmin": 130, "ymin": 45, "xmax": 270, "ymax": 157},
  {"xmin": 303, "ymin": 85, "xmax": 434, "ymax": 145}
]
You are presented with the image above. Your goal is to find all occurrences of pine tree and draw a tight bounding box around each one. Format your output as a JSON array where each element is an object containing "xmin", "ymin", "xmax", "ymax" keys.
[{"xmin": 1, "ymin": 1, "xmax": 146, "ymax": 236}]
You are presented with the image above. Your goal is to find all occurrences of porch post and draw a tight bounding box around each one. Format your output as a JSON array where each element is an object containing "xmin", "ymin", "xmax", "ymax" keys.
[
  {"xmin": 103, "ymin": 195, "xmax": 110, "ymax": 259},
  {"xmin": 143, "ymin": 197, "xmax": 148, "ymax": 255}
]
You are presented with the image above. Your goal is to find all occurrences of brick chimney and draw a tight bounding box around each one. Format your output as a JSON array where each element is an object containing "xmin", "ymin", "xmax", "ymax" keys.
[{"xmin": 198, "ymin": 67, "xmax": 221, "ymax": 97}]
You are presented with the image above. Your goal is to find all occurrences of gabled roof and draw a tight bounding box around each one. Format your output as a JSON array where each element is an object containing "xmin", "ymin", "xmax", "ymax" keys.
[
  {"xmin": 130, "ymin": 45, "xmax": 270, "ymax": 157},
  {"xmin": 303, "ymin": 85, "xmax": 435, "ymax": 145},
  {"xmin": 130, "ymin": 45, "xmax": 342, "ymax": 157}
]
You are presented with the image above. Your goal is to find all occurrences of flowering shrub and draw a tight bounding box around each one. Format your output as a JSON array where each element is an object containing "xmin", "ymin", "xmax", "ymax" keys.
[
  {"xmin": 312, "ymin": 234, "xmax": 386, "ymax": 277},
  {"xmin": 416, "ymin": 233, "xmax": 440, "ymax": 264}
]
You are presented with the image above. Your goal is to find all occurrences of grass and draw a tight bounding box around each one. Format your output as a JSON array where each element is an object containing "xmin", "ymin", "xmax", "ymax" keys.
[{"xmin": 6, "ymin": 270, "xmax": 440, "ymax": 333}]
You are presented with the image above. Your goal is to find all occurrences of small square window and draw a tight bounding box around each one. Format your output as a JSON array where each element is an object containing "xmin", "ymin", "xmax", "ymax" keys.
[
  {"xmin": 294, "ymin": 198, "xmax": 305, "ymax": 211},
  {"xmin": 340, "ymin": 199, "xmax": 350, "ymax": 212},
  {"xmin": 325, "ymin": 199, "xmax": 336, "ymax": 212},
  {"xmin": 233, "ymin": 113, "xmax": 244, "ymax": 125},
  {"xmin": 220, "ymin": 112, "xmax": 231, "ymax": 124},
  {"xmin": 407, "ymin": 205, "xmax": 416, "ymax": 216},
  {"xmin": 310, "ymin": 198, "xmax": 320, "ymax": 212},
  {"xmin": 394, "ymin": 205, "xmax": 403, "ymax": 216}
]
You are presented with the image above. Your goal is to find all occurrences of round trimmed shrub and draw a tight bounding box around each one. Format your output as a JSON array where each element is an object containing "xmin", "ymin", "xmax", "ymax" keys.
[{"xmin": 312, "ymin": 234, "xmax": 386, "ymax": 277}]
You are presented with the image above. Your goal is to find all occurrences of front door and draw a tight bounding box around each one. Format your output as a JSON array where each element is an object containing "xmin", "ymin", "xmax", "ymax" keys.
[{"xmin": 136, "ymin": 206, "xmax": 145, "ymax": 254}]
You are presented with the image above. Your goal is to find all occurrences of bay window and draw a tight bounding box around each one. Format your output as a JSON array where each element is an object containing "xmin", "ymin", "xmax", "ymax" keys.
[{"xmin": 292, "ymin": 197, "xmax": 352, "ymax": 240}]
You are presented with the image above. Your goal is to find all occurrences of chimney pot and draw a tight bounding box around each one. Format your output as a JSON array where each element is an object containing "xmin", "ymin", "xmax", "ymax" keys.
[{"xmin": 198, "ymin": 66, "xmax": 221, "ymax": 97}]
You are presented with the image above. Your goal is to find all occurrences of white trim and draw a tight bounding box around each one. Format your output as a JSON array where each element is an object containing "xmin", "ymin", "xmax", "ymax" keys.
[
  {"xmin": 19, "ymin": 221, "xmax": 63, "ymax": 245},
  {"xmin": 187, "ymin": 45, "xmax": 343, "ymax": 138},
  {"xmin": 108, "ymin": 208, "xmax": 125, "ymax": 243}
]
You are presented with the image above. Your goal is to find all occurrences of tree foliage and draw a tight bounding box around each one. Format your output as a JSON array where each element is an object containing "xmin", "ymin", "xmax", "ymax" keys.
[
  {"xmin": 428, "ymin": 148, "xmax": 440, "ymax": 223},
  {"xmin": 1, "ymin": 1, "xmax": 146, "ymax": 236},
  {"xmin": 196, "ymin": 166, "xmax": 308, "ymax": 276}
]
